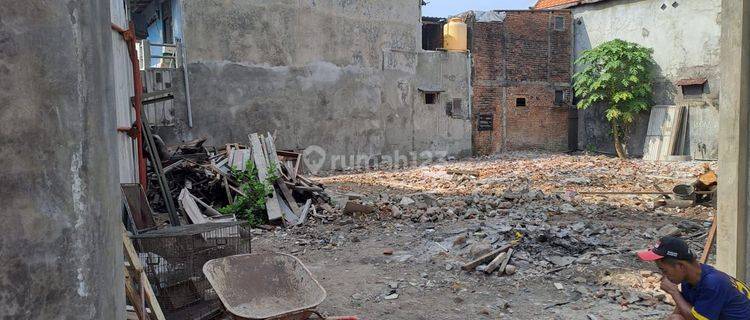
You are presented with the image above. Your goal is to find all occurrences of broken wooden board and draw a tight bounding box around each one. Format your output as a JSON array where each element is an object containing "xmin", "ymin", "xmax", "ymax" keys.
[
  {"xmin": 296, "ymin": 199, "xmax": 313, "ymax": 226},
  {"xmin": 700, "ymin": 219, "xmax": 717, "ymax": 264},
  {"xmin": 228, "ymin": 148, "xmax": 251, "ymax": 171},
  {"xmin": 123, "ymin": 228, "xmax": 166, "ymax": 320},
  {"xmin": 462, "ymin": 244, "xmax": 512, "ymax": 271},
  {"xmin": 264, "ymin": 133, "xmax": 302, "ymax": 215},
  {"xmin": 278, "ymin": 198, "xmax": 299, "ymax": 225},
  {"xmin": 484, "ymin": 251, "xmax": 507, "ymax": 274},
  {"xmin": 188, "ymin": 192, "xmax": 222, "ymax": 217},
  {"xmin": 178, "ymin": 188, "xmax": 209, "ymax": 224},
  {"xmin": 643, "ymin": 105, "xmax": 679, "ymax": 161},
  {"xmin": 499, "ymin": 248, "xmax": 514, "ymax": 275},
  {"xmin": 249, "ymin": 133, "xmax": 283, "ymax": 221}
]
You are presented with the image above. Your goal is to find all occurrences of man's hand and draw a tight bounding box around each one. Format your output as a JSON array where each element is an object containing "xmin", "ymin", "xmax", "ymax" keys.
[{"xmin": 660, "ymin": 277, "xmax": 680, "ymax": 295}]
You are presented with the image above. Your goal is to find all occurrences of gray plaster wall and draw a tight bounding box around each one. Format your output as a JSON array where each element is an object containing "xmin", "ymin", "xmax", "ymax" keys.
[
  {"xmin": 573, "ymin": 0, "xmax": 720, "ymax": 159},
  {"xmin": 0, "ymin": 1, "xmax": 123, "ymax": 319},
  {"xmin": 161, "ymin": 0, "xmax": 471, "ymax": 170}
]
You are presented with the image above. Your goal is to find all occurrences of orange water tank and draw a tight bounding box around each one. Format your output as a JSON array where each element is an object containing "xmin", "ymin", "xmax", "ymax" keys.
[{"xmin": 443, "ymin": 18, "xmax": 467, "ymax": 52}]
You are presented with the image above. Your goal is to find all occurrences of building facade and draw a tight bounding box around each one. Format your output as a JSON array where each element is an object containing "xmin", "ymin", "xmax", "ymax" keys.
[
  {"xmin": 135, "ymin": 0, "xmax": 472, "ymax": 171},
  {"xmin": 536, "ymin": 0, "xmax": 721, "ymax": 159},
  {"xmin": 466, "ymin": 10, "xmax": 574, "ymax": 155}
]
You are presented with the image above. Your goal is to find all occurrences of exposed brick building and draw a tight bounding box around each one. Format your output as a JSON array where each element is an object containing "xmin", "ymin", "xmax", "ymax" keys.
[{"xmin": 467, "ymin": 10, "xmax": 573, "ymax": 155}]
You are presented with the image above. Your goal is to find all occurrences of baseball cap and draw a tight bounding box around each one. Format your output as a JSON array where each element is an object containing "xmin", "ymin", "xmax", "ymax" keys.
[{"xmin": 637, "ymin": 236, "xmax": 695, "ymax": 261}]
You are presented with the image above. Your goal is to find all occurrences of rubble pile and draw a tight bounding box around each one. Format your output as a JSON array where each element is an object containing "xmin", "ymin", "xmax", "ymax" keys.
[
  {"xmin": 139, "ymin": 133, "xmax": 331, "ymax": 228},
  {"xmin": 253, "ymin": 151, "xmax": 717, "ymax": 315}
]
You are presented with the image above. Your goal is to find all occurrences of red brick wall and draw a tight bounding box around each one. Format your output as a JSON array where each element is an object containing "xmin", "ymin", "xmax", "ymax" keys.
[{"xmin": 470, "ymin": 10, "xmax": 572, "ymax": 155}]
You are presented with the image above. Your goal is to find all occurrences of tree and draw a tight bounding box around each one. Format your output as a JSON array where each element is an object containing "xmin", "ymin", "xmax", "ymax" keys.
[{"xmin": 573, "ymin": 39, "xmax": 655, "ymax": 159}]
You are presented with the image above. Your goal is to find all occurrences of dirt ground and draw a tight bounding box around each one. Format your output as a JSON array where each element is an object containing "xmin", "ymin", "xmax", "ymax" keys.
[{"xmin": 252, "ymin": 152, "xmax": 716, "ymax": 319}]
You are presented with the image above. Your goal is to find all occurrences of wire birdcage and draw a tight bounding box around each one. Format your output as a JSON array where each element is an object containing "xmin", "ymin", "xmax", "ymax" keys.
[{"xmin": 131, "ymin": 222, "xmax": 251, "ymax": 319}]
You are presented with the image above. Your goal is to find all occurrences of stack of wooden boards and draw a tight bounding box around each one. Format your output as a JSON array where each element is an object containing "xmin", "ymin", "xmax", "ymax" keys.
[
  {"xmin": 244, "ymin": 132, "xmax": 327, "ymax": 225},
  {"xmin": 643, "ymin": 105, "xmax": 689, "ymax": 161},
  {"xmin": 140, "ymin": 132, "xmax": 330, "ymax": 228}
]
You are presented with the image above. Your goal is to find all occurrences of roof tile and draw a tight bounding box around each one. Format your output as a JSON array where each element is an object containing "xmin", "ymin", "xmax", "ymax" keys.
[{"xmin": 533, "ymin": 0, "xmax": 579, "ymax": 9}]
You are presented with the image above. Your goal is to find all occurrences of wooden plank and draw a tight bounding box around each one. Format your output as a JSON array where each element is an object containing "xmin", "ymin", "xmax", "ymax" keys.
[
  {"xmin": 296, "ymin": 200, "xmax": 313, "ymax": 226},
  {"xmin": 223, "ymin": 176, "xmax": 233, "ymax": 205},
  {"xmin": 700, "ymin": 219, "xmax": 718, "ymax": 264},
  {"xmin": 278, "ymin": 196, "xmax": 299, "ymax": 226},
  {"xmin": 484, "ymin": 251, "xmax": 507, "ymax": 274},
  {"xmin": 265, "ymin": 135, "xmax": 301, "ymax": 215},
  {"xmin": 178, "ymin": 188, "xmax": 209, "ymax": 224},
  {"xmin": 461, "ymin": 244, "xmax": 512, "ymax": 271},
  {"xmin": 124, "ymin": 267, "xmax": 146, "ymax": 320},
  {"xmin": 668, "ymin": 106, "xmax": 685, "ymax": 155},
  {"xmin": 248, "ymin": 133, "xmax": 282, "ymax": 221},
  {"xmin": 499, "ymin": 248, "xmax": 514, "ymax": 274},
  {"xmin": 643, "ymin": 105, "xmax": 678, "ymax": 161},
  {"xmin": 123, "ymin": 228, "xmax": 166, "ymax": 320},
  {"xmin": 189, "ymin": 193, "xmax": 222, "ymax": 217}
]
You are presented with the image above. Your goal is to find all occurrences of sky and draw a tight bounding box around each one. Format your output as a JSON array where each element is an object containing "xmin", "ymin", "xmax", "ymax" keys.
[{"xmin": 422, "ymin": 0, "xmax": 538, "ymax": 17}]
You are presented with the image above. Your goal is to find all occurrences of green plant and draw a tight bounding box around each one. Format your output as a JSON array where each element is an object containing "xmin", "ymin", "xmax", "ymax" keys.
[
  {"xmin": 219, "ymin": 160, "xmax": 274, "ymax": 226},
  {"xmin": 573, "ymin": 39, "xmax": 655, "ymax": 159},
  {"xmin": 586, "ymin": 143, "xmax": 596, "ymax": 154}
]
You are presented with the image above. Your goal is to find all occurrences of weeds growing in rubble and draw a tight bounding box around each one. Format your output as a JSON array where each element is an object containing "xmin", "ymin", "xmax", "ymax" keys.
[{"xmin": 220, "ymin": 160, "xmax": 276, "ymax": 226}]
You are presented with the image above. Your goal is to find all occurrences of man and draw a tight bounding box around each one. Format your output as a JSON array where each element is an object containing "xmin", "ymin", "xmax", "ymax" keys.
[{"xmin": 637, "ymin": 236, "xmax": 750, "ymax": 320}]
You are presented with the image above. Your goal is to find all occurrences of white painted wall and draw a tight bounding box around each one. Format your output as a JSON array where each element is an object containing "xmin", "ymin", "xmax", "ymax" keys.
[
  {"xmin": 572, "ymin": 0, "xmax": 721, "ymax": 159},
  {"xmin": 111, "ymin": 0, "xmax": 138, "ymax": 183}
]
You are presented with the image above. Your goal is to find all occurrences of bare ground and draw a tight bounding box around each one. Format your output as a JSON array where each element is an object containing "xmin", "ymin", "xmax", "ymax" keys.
[{"xmin": 251, "ymin": 152, "xmax": 716, "ymax": 320}]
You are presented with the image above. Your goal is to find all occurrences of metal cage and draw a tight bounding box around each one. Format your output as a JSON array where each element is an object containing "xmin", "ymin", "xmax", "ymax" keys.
[{"xmin": 131, "ymin": 222, "xmax": 251, "ymax": 319}]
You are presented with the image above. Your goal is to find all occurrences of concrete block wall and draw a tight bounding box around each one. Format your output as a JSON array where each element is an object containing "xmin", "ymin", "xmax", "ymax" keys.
[
  {"xmin": 160, "ymin": 0, "xmax": 472, "ymax": 171},
  {"xmin": 470, "ymin": 10, "xmax": 573, "ymax": 155}
]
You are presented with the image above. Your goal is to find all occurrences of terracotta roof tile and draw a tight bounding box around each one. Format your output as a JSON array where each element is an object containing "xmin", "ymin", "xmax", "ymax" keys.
[{"xmin": 533, "ymin": 0, "xmax": 579, "ymax": 9}]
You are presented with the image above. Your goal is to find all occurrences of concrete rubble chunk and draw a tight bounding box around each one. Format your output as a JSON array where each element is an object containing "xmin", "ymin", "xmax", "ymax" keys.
[{"xmin": 400, "ymin": 196, "xmax": 416, "ymax": 206}]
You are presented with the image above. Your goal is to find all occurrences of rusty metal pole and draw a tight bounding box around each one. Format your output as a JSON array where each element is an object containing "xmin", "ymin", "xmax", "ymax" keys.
[{"xmin": 112, "ymin": 22, "xmax": 148, "ymax": 189}]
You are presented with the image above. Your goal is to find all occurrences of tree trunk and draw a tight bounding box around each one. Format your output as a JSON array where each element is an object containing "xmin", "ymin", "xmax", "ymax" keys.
[{"xmin": 612, "ymin": 122, "xmax": 627, "ymax": 159}]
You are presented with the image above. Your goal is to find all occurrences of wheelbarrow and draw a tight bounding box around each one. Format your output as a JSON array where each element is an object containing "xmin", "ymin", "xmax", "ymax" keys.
[{"xmin": 203, "ymin": 253, "xmax": 329, "ymax": 320}]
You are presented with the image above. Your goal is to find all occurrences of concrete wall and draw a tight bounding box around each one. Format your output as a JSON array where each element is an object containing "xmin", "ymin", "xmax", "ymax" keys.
[
  {"xmin": 573, "ymin": 0, "xmax": 721, "ymax": 159},
  {"xmin": 716, "ymin": 0, "xmax": 750, "ymax": 282},
  {"xmin": 470, "ymin": 11, "xmax": 573, "ymax": 155},
  {"xmin": 0, "ymin": 1, "xmax": 123, "ymax": 319},
  {"xmin": 159, "ymin": 0, "xmax": 471, "ymax": 170}
]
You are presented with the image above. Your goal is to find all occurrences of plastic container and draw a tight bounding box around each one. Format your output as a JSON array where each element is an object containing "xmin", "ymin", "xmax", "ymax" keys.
[{"xmin": 443, "ymin": 18, "xmax": 467, "ymax": 52}]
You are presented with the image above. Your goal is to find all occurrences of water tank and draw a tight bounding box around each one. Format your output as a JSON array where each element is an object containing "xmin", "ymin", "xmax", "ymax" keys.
[{"xmin": 443, "ymin": 18, "xmax": 467, "ymax": 52}]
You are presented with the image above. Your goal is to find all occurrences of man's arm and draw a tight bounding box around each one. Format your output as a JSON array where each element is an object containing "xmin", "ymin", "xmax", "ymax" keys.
[{"xmin": 661, "ymin": 278, "xmax": 700, "ymax": 320}]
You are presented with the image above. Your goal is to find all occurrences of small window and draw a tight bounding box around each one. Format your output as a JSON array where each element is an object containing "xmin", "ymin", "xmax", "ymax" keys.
[
  {"xmin": 478, "ymin": 114, "xmax": 493, "ymax": 131},
  {"xmin": 425, "ymin": 92, "xmax": 438, "ymax": 104},
  {"xmin": 516, "ymin": 97, "xmax": 527, "ymax": 107},
  {"xmin": 681, "ymin": 84, "xmax": 704, "ymax": 97},
  {"xmin": 554, "ymin": 16, "xmax": 565, "ymax": 31},
  {"xmin": 555, "ymin": 90, "xmax": 565, "ymax": 105}
]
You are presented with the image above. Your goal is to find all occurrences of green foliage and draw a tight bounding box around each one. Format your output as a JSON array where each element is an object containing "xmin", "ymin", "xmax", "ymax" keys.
[
  {"xmin": 219, "ymin": 160, "xmax": 274, "ymax": 226},
  {"xmin": 586, "ymin": 143, "xmax": 596, "ymax": 154},
  {"xmin": 573, "ymin": 39, "xmax": 655, "ymax": 125},
  {"xmin": 266, "ymin": 161, "xmax": 279, "ymax": 184}
]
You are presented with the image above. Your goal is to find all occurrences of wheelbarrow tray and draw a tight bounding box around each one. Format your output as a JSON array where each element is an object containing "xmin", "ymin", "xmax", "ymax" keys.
[{"xmin": 203, "ymin": 253, "xmax": 327, "ymax": 319}]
